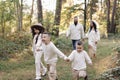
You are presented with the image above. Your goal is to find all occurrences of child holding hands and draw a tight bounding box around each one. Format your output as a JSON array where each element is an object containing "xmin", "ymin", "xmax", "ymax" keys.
[
  {"xmin": 66, "ymin": 41, "xmax": 92, "ymax": 80},
  {"xmin": 42, "ymin": 32, "xmax": 67, "ymax": 80}
]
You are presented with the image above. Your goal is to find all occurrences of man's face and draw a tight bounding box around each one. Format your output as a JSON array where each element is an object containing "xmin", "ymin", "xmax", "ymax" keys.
[
  {"xmin": 74, "ymin": 17, "xmax": 78, "ymax": 23},
  {"xmin": 74, "ymin": 17, "xmax": 78, "ymax": 25},
  {"xmin": 42, "ymin": 34, "xmax": 50, "ymax": 44},
  {"xmin": 76, "ymin": 45, "xmax": 83, "ymax": 52}
]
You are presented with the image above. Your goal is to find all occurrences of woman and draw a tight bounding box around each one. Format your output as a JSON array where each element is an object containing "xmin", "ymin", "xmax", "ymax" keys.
[
  {"xmin": 31, "ymin": 23, "xmax": 47, "ymax": 80},
  {"xmin": 86, "ymin": 21, "xmax": 100, "ymax": 58}
]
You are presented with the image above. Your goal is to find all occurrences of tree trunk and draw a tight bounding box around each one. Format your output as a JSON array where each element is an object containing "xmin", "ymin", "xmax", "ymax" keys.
[
  {"xmin": 106, "ymin": 0, "xmax": 111, "ymax": 33},
  {"xmin": 16, "ymin": 0, "xmax": 23, "ymax": 31},
  {"xmin": 30, "ymin": 0, "xmax": 34, "ymax": 25},
  {"xmin": 20, "ymin": 0, "xmax": 23, "ymax": 31},
  {"xmin": 54, "ymin": 0, "xmax": 62, "ymax": 25},
  {"xmin": 90, "ymin": 0, "xmax": 93, "ymax": 20},
  {"xmin": 37, "ymin": 0, "xmax": 43, "ymax": 24},
  {"xmin": 54, "ymin": 0, "xmax": 62, "ymax": 36},
  {"xmin": 1, "ymin": 11, "xmax": 5, "ymax": 38},
  {"xmin": 84, "ymin": 0, "xmax": 87, "ymax": 32},
  {"xmin": 110, "ymin": 0, "xmax": 117, "ymax": 33}
]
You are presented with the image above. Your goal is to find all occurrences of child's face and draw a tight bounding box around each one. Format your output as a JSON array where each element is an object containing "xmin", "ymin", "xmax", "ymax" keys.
[
  {"xmin": 42, "ymin": 34, "xmax": 50, "ymax": 44},
  {"xmin": 34, "ymin": 28, "xmax": 39, "ymax": 34},
  {"xmin": 76, "ymin": 45, "xmax": 83, "ymax": 52}
]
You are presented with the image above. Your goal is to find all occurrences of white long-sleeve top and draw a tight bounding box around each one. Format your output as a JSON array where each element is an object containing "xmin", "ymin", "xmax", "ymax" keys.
[
  {"xmin": 32, "ymin": 34, "xmax": 42, "ymax": 53},
  {"xmin": 66, "ymin": 23, "xmax": 85, "ymax": 40},
  {"xmin": 42, "ymin": 42, "xmax": 67, "ymax": 64},
  {"xmin": 86, "ymin": 29, "xmax": 100, "ymax": 42},
  {"xmin": 68, "ymin": 50, "xmax": 92, "ymax": 70}
]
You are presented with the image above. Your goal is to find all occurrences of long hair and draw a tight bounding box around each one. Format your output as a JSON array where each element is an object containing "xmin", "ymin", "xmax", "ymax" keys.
[
  {"xmin": 89, "ymin": 21, "xmax": 97, "ymax": 33},
  {"xmin": 31, "ymin": 24, "xmax": 44, "ymax": 44}
]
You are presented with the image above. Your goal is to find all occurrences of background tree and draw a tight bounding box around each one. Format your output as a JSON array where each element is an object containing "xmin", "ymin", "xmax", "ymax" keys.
[
  {"xmin": 29, "ymin": 0, "xmax": 34, "ymax": 25},
  {"xmin": 54, "ymin": 0, "xmax": 63, "ymax": 36},
  {"xmin": 110, "ymin": 0, "xmax": 117, "ymax": 33},
  {"xmin": 15, "ymin": 0, "xmax": 23, "ymax": 31},
  {"xmin": 37, "ymin": 0, "xmax": 43, "ymax": 24},
  {"xmin": 106, "ymin": 0, "xmax": 111, "ymax": 33},
  {"xmin": 84, "ymin": 0, "xmax": 87, "ymax": 32}
]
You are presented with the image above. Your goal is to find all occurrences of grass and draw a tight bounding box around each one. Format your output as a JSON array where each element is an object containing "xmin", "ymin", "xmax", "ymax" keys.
[{"xmin": 0, "ymin": 39, "xmax": 120, "ymax": 80}]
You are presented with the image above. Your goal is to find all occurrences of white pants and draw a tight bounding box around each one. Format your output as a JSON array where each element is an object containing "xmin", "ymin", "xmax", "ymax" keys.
[
  {"xmin": 34, "ymin": 51, "xmax": 46, "ymax": 79},
  {"xmin": 88, "ymin": 41, "xmax": 97, "ymax": 58}
]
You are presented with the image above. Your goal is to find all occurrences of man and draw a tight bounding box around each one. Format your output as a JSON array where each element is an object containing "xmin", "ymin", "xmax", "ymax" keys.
[{"xmin": 66, "ymin": 16, "xmax": 85, "ymax": 50}]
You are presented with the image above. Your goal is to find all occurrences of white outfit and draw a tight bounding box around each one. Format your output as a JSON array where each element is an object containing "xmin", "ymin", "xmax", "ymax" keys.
[
  {"xmin": 68, "ymin": 50, "xmax": 92, "ymax": 70},
  {"xmin": 86, "ymin": 29, "xmax": 100, "ymax": 53},
  {"xmin": 33, "ymin": 34, "xmax": 47, "ymax": 79},
  {"xmin": 42, "ymin": 42, "xmax": 67, "ymax": 80},
  {"xmin": 42, "ymin": 42, "xmax": 67, "ymax": 64},
  {"xmin": 66, "ymin": 23, "xmax": 85, "ymax": 40},
  {"xmin": 68, "ymin": 50, "xmax": 92, "ymax": 79}
]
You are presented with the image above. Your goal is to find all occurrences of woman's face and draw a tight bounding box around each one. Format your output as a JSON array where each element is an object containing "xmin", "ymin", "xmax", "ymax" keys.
[
  {"xmin": 34, "ymin": 28, "xmax": 39, "ymax": 34},
  {"xmin": 90, "ymin": 21, "xmax": 93, "ymax": 27}
]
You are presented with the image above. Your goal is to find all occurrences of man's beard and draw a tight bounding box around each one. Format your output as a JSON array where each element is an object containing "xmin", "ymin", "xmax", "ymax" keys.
[{"xmin": 74, "ymin": 21, "xmax": 78, "ymax": 26}]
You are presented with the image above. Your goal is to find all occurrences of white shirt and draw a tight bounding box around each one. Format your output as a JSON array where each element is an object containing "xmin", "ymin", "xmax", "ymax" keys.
[
  {"xmin": 42, "ymin": 42, "xmax": 67, "ymax": 64},
  {"xmin": 66, "ymin": 23, "xmax": 85, "ymax": 40},
  {"xmin": 33, "ymin": 34, "xmax": 42, "ymax": 52},
  {"xmin": 68, "ymin": 50, "xmax": 92, "ymax": 70},
  {"xmin": 86, "ymin": 29, "xmax": 100, "ymax": 42}
]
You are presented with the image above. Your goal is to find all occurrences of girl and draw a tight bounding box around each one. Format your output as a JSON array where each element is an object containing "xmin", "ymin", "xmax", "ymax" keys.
[
  {"xmin": 86, "ymin": 21, "xmax": 100, "ymax": 58},
  {"xmin": 31, "ymin": 23, "xmax": 47, "ymax": 80}
]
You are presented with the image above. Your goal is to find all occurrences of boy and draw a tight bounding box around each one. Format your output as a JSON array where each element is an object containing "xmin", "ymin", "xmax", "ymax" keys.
[
  {"xmin": 42, "ymin": 32, "xmax": 67, "ymax": 80},
  {"xmin": 66, "ymin": 41, "xmax": 92, "ymax": 80}
]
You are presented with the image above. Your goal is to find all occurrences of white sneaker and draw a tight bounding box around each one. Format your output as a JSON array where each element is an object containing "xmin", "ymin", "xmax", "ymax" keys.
[{"xmin": 42, "ymin": 68, "xmax": 47, "ymax": 76}]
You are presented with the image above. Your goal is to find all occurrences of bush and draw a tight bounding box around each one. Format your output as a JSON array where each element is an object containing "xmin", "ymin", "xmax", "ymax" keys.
[
  {"xmin": 53, "ymin": 34, "xmax": 72, "ymax": 52},
  {"xmin": 53, "ymin": 34, "xmax": 88, "ymax": 53},
  {"xmin": 96, "ymin": 67, "xmax": 120, "ymax": 80},
  {"xmin": 0, "ymin": 32, "xmax": 32, "ymax": 60}
]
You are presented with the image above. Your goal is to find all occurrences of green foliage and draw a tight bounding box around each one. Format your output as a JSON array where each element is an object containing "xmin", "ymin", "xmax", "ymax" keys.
[
  {"xmin": 53, "ymin": 34, "xmax": 88, "ymax": 52},
  {"xmin": 116, "ymin": 46, "xmax": 120, "ymax": 53},
  {"xmin": 0, "ymin": 32, "xmax": 32, "ymax": 60},
  {"xmin": 0, "ymin": 58, "xmax": 34, "ymax": 72},
  {"xmin": 96, "ymin": 45, "xmax": 120, "ymax": 80},
  {"xmin": 97, "ymin": 67, "xmax": 120, "ymax": 80},
  {"xmin": 53, "ymin": 34, "xmax": 72, "ymax": 52},
  {"xmin": 43, "ymin": 11, "xmax": 54, "ymax": 32},
  {"xmin": 107, "ymin": 33, "xmax": 120, "ymax": 39}
]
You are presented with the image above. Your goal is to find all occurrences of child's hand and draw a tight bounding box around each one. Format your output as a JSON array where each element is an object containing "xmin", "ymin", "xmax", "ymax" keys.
[
  {"xmin": 36, "ymin": 49, "xmax": 41, "ymax": 51},
  {"xmin": 66, "ymin": 58, "xmax": 70, "ymax": 62},
  {"xmin": 95, "ymin": 41, "xmax": 97, "ymax": 44},
  {"xmin": 89, "ymin": 63, "xmax": 93, "ymax": 67}
]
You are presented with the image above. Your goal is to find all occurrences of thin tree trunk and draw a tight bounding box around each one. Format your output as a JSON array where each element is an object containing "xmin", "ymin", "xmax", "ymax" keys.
[
  {"xmin": 16, "ymin": 0, "xmax": 23, "ymax": 31},
  {"xmin": 37, "ymin": 0, "xmax": 43, "ymax": 24},
  {"xmin": 110, "ymin": 0, "xmax": 117, "ymax": 33},
  {"xmin": 30, "ymin": 0, "xmax": 34, "ymax": 25},
  {"xmin": 106, "ymin": 0, "xmax": 111, "ymax": 33},
  {"xmin": 90, "ymin": 0, "xmax": 93, "ymax": 20},
  {"xmin": 1, "ymin": 11, "xmax": 5, "ymax": 38},
  {"xmin": 54, "ymin": 0, "xmax": 62, "ymax": 25},
  {"xmin": 54, "ymin": 0, "xmax": 62, "ymax": 36},
  {"xmin": 84, "ymin": 0, "xmax": 87, "ymax": 32},
  {"xmin": 20, "ymin": 0, "xmax": 23, "ymax": 31}
]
